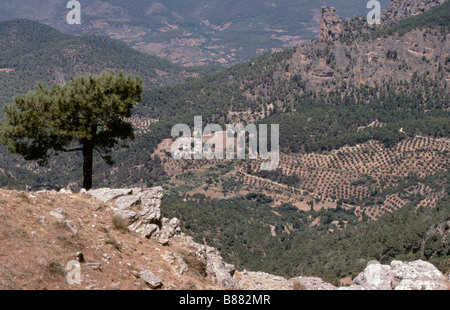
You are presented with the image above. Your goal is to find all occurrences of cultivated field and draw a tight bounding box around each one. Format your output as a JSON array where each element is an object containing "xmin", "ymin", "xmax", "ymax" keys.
[{"xmin": 154, "ymin": 136, "xmax": 449, "ymax": 219}]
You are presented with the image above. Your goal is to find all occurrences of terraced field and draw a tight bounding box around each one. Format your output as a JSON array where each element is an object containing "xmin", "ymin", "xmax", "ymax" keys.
[{"xmin": 154, "ymin": 135, "xmax": 449, "ymax": 219}]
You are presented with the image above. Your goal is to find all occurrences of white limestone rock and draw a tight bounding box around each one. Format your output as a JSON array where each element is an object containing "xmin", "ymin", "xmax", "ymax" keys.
[
  {"xmin": 87, "ymin": 188, "xmax": 132, "ymax": 202},
  {"xmin": 138, "ymin": 270, "xmax": 162, "ymax": 289}
]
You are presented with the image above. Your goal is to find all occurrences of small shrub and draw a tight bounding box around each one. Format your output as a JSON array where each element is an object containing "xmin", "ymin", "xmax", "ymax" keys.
[
  {"xmin": 181, "ymin": 252, "xmax": 207, "ymax": 277},
  {"xmin": 112, "ymin": 214, "xmax": 129, "ymax": 232},
  {"xmin": 292, "ymin": 281, "xmax": 306, "ymax": 290},
  {"xmin": 48, "ymin": 260, "xmax": 66, "ymax": 277},
  {"xmin": 17, "ymin": 192, "xmax": 31, "ymax": 204}
]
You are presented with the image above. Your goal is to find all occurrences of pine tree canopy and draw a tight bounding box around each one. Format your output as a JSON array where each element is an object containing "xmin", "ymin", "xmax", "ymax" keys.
[{"xmin": 0, "ymin": 71, "xmax": 143, "ymax": 189}]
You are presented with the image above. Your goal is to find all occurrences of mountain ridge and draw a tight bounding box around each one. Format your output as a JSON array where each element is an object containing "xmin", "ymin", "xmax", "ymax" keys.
[
  {"xmin": 0, "ymin": 18, "xmax": 211, "ymax": 111},
  {"xmin": 0, "ymin": 0, "xmax": 392, "ymax": 66}
]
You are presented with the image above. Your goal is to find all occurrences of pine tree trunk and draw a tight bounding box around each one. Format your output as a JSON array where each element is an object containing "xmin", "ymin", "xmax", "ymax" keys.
[{"xmin": 82, "ymin": 142, "xmax": 94, "ymax": 190}]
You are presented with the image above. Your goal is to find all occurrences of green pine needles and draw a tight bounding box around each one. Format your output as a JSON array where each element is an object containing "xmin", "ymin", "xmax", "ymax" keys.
[{"xmin": 0, "ymin": 71, "xmax": 143, "ymax": 190}]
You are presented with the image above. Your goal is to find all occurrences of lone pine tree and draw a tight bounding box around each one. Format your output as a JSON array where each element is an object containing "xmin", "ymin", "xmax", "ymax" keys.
[{"xmin": 0, "ymin": 71, "xmax": 143, "ymax": 190}]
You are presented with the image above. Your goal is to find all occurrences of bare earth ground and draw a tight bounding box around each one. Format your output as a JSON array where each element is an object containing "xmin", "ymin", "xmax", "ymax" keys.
[{"xmin": 0, "ymin": 190, "xmax": 221, "ymax": 290}]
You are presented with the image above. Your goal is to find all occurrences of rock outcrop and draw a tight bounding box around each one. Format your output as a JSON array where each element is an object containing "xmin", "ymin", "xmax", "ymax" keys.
[
  {"xmin": 382, "ymin": 0, "xmax": 446, "ymax": 25},
  {"xmin": 138, "ymin": 270, "xmax": 163, "ymax": 289},
  {"xmin": 319, "ymin": 1, "xmax": 446, "ymax": 41},
  {"xmin": 88, "ymin": 188, "xmax": 135, "ymax": 202},
  {"xmin": 341, "ymin": 260, "xmax": 448, "ymax": 290},
  {"xmin": 87, "ymin": 187, "xmax": 239, "ymax": 289},
  {"xmin": 287, "ymin": 1, "xmax": 450, "ymax": 92},
  {"xmin": 171, "ymin": 234, "xmax": 240, "ymax": 289},
  {"xmin": 319, "ymin": 6, "xmax": 343, "ymax": 40},
  {"xmin": 88, "ymin": 186, "xmax": 180, "ymax": 245}
]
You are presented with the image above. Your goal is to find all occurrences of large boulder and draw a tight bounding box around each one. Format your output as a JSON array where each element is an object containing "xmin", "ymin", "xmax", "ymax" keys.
[
  {"xmin": 346, "ymin": 260, "xmax": 447, "ymax": 290},
  {"xmin": 89, "ymin": 186, "xmax": 182, "ymax": 244},
  {"xmin": 353, "ymin": 261, "xmax": 393, "ymax": 290},
  {"xmin": 162, "ymin": 251, "xmax": 189, "ymax": 276},
  {"xmin": 390, "ymin": 260, "xmax": 447, "ymax": 290},
  {"xmin": 153, "ymin": 218, "xmax": 181, "ymax": 245},
  {"xmin": 87, "ymin": 188, "xmax": 133, "ymax": 202},
  {"xmin": 139, "ymin": 187, "xmax": 164, "ymax": 223},
  {"xmin": 114, "ymin": 195, "xmax": 141, "ymax": 210},
  {"xmin": 199, "ymin": 244, "xmax": 240, "ymax": 289},
  {"xmin": 171, "ymin": 234, "xmax": 240, "ymax": 289}
]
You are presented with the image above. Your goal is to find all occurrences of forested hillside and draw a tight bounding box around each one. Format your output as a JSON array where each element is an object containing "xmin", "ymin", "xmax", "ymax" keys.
[
  {"xmin": 0, "ymin": 19, "xmax": 213, "ymax": 114},
  {"xmin": 1, "ymin": 3, "xmax": 448, "ymax": 190},
  {"xmin": 0, "ymin": 0, "xmax": 390, "ymax": 66},
  {"xmin": 150, "ymin": 1, "xmax": 450, "ymax": 283},
  {"xmin": 162, "ymin": 170, "xmax": 450, "ymax": 284},
  {"xmin": 0, "ymin": 19, "xmax": 213, "ymax": 189}
]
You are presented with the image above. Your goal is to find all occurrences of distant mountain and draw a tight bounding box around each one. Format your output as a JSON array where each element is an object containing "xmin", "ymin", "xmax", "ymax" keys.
[
  {"xmin": 0, "ymin": 19, "xmax": 211, "ymax": 112},
  {"xmin": 0, "ymin": 0, "xmax": 391, "ymax": 66},
  {"xmin": 137, "ymin": 1, "xmax": 450, "ymax": 132}
]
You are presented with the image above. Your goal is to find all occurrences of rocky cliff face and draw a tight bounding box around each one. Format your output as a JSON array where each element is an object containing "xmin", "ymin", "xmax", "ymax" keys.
[
  {"xmin": 87, "ymin": 187, "xmax": 240, "ymax": 289},
  {"xmin": 87, "ymin": 187, "xmax": 449, "ymax": 290},
  {"xmin": 320, "ymin": 0, "xmax": 446, "ymax": 41},
  {"xmin": 382, "ymin": 0, "xmax": 446, "ymax": 25},
  {"xmin": 288, "ymin": 1, "xmax": 449, "ymax": 92},
  {"xmin": 320, "ymin": 7, "xmax": 344, "ymax": 41},
  {"xmin": 286, "ymin": 30, "xmax": 450, "ymax": 93}
]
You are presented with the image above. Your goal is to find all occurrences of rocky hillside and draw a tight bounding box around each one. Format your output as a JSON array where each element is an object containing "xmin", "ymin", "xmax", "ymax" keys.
[
  {"xmin": 287, "ymin": 1, "xmax": 450, "ymax": 92},
  {"xmin": 382, "ymin": 0, "xmax": 446, "ymax": 25},
  {"xmin": 0, "ymin": 187, "xmax": 448, "ymax": 290}
]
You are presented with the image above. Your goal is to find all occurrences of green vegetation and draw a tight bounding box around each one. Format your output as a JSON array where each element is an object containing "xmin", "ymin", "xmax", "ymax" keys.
[
  {"xmin": 1, "ymin": 6, "xmax": 449, "ymax": 190},
  {"xmin": 139, "ymin": 52, "xmax": 449, "ymax": 155},
  {"xmin": 136, "ymin": 48, "xmax": 295, "ymax": 121},
  {"xmin": 0, "ymin": 1, "xmax": 448, "ymax": 287},
  {"xmin": 376, "ymin": 1, "xmax": 450, "ymax": 36},
  {"xmin": 0, "ymin": 19, "xmax": 209, "ymax": 114},
  {"xmin": 253, "ymin": 169, "xmax": 302, "ymax": 187},
  {"xmin": 0, "ymin": 71, "xmax": 143, "ymax": 189},
  {"xmin": 260, "ymin": 77, "xmax": 449, "ymax": 153},
  {"xmin": 163, "ymin": 170, "xmax": 450, "ymax": 284}
]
